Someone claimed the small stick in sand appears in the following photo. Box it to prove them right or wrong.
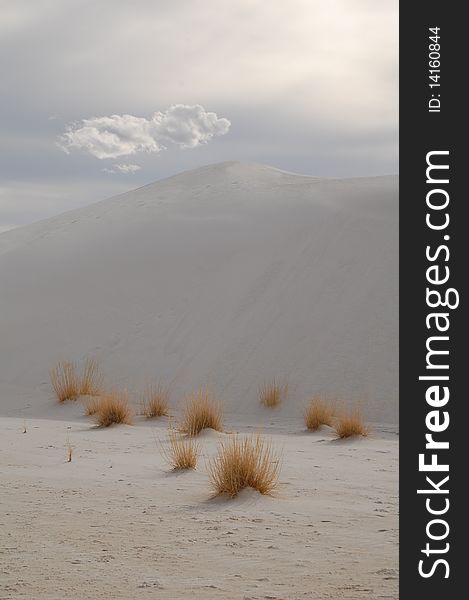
[66,434,73,462]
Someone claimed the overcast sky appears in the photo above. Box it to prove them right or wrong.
[0,0,398,232]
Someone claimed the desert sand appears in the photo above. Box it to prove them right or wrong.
[1,414,398,600]
[0,162,398,599]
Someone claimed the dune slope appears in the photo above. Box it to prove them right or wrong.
[0,162,398,422]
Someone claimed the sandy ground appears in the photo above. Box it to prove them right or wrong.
[0,415,398,600]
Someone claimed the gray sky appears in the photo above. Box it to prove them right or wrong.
[0,0,398,232]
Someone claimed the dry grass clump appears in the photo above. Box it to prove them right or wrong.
[179,389,223,436]
[259,380,288,408]
[141,383,170,418]
[93,391,133,427]
[160,427,199,470]
[304,397,335,431]
[334,407,368,438]
[50,357,102,402]
[50,361,80,402]
[208,434,281,498]
[79,357,102,396]
[83,395,102,416]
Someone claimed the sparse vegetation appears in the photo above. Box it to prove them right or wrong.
[304,397,335,431]
[93,391,133,427]
[208,434,281,497]
[50,357,102,402]
[79,357,102,396]
[259,380,288,408]
[180,389,223,436]
[160,427,199,470]
[83,395,102,416]
[49,361,80,402]
[141,383,170,418]
[334,407,368,438]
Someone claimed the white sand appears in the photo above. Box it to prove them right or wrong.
[0,162,398,423]
[1,416,398,600]
[0,162,398,598]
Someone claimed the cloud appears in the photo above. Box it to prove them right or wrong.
[113,163,141,174]
[103,163,141,175]
[152,104,231,149]
[1,1,397,231]
[58,104,231,160]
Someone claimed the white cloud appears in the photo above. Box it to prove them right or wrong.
[152,104,231,149]
[58,104,231,160]
[114,163,141,174]
[102,163,141,175]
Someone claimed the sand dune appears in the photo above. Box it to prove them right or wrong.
[0,162,398,423]
[0,162,398,599]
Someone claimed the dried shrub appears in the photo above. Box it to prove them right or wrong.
[334,407,368,438]
[304,397,335,431]
[83,396,102,416]
[259,380,288,408]
[141,383,170,418]
[79,357,103,396]
[49,361,80,402]
[208,434,281,497]
[93,391,133,427]
[160,427,199,470]
[179,389,223,436]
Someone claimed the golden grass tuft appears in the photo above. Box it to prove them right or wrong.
[79,357,102,396]
[83,395,102,416]
[304,397,335,431]
[160,427,199,470]
[259,380,288,408]
[208,434,281,498]
[50,357,102,402]
[141,383,170,418]
[179,389,223,436]
[334,407,368,438]
[49,361,80,402]
[93,391,133,427]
